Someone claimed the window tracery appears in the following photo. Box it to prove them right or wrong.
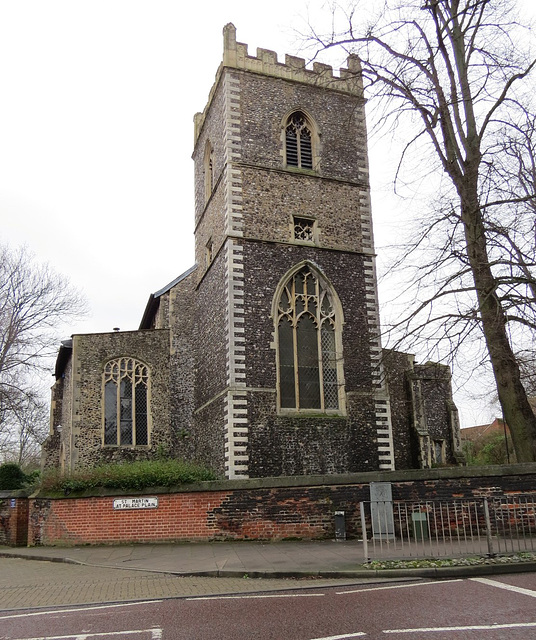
[276,266,342,411]
[103,358,149,446]
[285,111,313,169]
[293,216,315,242]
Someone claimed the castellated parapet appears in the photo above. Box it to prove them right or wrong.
[194,23,364,144]
[43,22,463,480]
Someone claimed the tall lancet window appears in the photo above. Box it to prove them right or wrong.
[204,140,214,204]
[276,266,343,412]
[285,111,313,169]
[103,358,150,446]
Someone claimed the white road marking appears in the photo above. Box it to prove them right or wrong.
[0,600,163,620]
[471,576,536,598]
[186,593,325,601]
[383,621,536,633]
[336,579,462,595]
[309,633,367,639]
[8,629,162,640]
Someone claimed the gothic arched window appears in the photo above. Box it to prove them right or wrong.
[285,111,314,169]
[103,358,150,446]
[275,266,343,411]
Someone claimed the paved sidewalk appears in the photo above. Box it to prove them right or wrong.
[0,539,365,578]
[0,541,410,611]
[2,540,536,611]
[0,556,374,611]
[3,539,536,579]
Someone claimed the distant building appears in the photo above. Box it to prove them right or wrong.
[461,419,510,445]
[461,398,536,447]
[42,25,464,478]
[460,418,513,464]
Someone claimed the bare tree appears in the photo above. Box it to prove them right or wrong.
[0,244,86,444]
[0,391,49,467]
[309,0,536,460]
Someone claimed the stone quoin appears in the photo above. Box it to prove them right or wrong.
[42,24,464,479]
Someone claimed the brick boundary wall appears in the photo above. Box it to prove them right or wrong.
[0,492,29,546]
[17,463,536,547]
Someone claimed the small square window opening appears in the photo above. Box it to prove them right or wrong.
[293,217,315,243]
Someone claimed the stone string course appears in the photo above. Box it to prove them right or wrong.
[42,23,461,480]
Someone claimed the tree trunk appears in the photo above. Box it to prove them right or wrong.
[460,178,536,462]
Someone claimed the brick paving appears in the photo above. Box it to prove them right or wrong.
[1,540,393,611]
[8,538,533,611]
[1,557,347,610]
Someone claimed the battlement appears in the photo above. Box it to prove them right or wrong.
[194,23,363,144]
[222,23,362,88]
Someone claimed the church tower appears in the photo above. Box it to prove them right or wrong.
[191,24,395,479]
[43,24,463,477]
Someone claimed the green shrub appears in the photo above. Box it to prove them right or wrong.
[40,459,217,493]
[463,433,516,466]
[24,469,41,484]
[0,463,27,490]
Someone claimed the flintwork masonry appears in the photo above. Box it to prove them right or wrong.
[42,24,464,478]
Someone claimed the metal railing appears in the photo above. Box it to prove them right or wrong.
[359,494,536,562]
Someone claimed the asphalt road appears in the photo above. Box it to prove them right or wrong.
[3,573,536,639]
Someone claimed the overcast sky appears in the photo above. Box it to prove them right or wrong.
[0,0,313,334]
[1,1,534,428]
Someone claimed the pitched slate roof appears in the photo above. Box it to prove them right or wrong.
[139,264,197,330]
